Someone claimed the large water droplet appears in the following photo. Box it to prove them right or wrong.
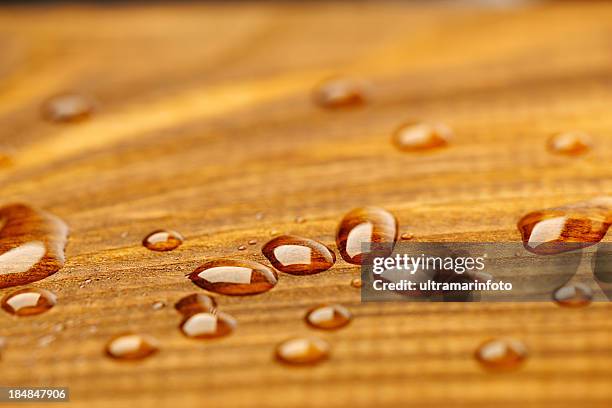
[105,333,159,361]
[336,207,398,264]
[179,311,236,339]
[275,337,330,365]
[517,197,611,254]
[142,230,183,252]
[41,93,95,123]
[553,283,593,307]
[313,76,369,109]
[262,235,335,275]
[305,304,352,330]
[392,122,451,152]
[188,260,278,295]
[174,293,217,315]
[547,132,592,155]
[475,338,527,370]
[1,288,56,316]
[0,204,69,288]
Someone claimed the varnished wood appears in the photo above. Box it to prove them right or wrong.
[0,1,611,407]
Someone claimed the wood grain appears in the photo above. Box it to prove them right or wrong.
[0,1,611,407]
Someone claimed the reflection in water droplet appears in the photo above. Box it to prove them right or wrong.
[400,232,414,240]
[188,260,278,295]
[269,230,280,236]
[237,245,247,251]
[142,230,183,252]
[174,293,217,315]
[475,338,527,370]
[255,212,264,221]
[553,283,593,307]
[42,93,95,123]
[517,197,611,254]
[262,235,335,275]
[248,239,257,246]
[0,204,69,288]
[151,301,166,311]
[313,76,369,109]
[548,132,592,156]
[1,288,57,316]
[105,333,159,361]
[305,304,352,330]
[392,122,451,152]
[179,312,236,339]
[336,207,398,264]
[350,277,362,288]
[275,337,330,365]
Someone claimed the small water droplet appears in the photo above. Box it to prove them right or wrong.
[553,283,593,307]
[269,229,280,236]
[547,132,592,155]
[313,76,369,109]
[142,230,183,252]
[475,338,527,370]
[1,288,57,316]
[350,277,362,288]
[517,197,611,254]
[262,235,335,275]
[188,259,278,295]
[305,304,352,330]
[174,293,217,315]
[275,337,330,365]
[237,245,247,251]
[392,122,451,152]
[0,204,69,288]
[38,334,56,348]
[179,311,236,339]
[255,212,264,221]
[151,301,166,311]
[52,323,65,332]
[400,232,414,240]
[105,333,159,361]
[42,93,95,123]
[336,207,398,264]
[294,216,306,224]
[120,231,128,238]
[248,239,257,246]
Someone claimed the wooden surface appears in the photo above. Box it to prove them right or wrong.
[1,1,611,407]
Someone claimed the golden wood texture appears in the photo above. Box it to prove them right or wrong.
[0,1,611,407]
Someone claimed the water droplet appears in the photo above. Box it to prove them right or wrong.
[248,239,257,246]
[188,259,278,295]
[237,245,247,251]
[553,283,593,307]
[294,216,306,224]
[179,311,236,339]
[41,93,95,123]
[1,288,56,316]
[105,333,159,361]
[151,301,166,311]
[38,334,56,348]
[255,212,264,221]
[350,277,362,288]
[475,338,527,370]
[400,232,414,240]
[313,76,369,109]
[392,122,451,152]
[174,293,217,315]
[262,235,335,275]
[275,337,330,365]
[269,229,280,236]
[547,132,592,155]
[0,204,69,288]
[305,304,352,330]
[517,197,611,254]
[336,207,398,264]
[52,323,65,332]
[142,230,183,252]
